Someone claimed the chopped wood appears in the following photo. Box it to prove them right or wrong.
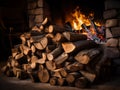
[48,25,66,34]
[45,44,56,53]
[47,45,63,61]
[58,78,67,86]
[74,48,100,64]
[49,77,58,86]
[59,68,68,78]
[53,33,67,42]
[36,53,46,64]
[38,68,50,83]
[80,70,96,82]
[63,32,87,42]
[62,40,97,53]
[33,37,48,50]
[54,52,68,65]
[66,62,84,72]
[75,77,89,88]
[45,60,56,71]
[66,72,81,86]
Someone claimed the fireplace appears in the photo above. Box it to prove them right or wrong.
[0,0,120,89]
[27,0,105,28]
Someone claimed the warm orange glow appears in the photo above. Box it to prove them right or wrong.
[67,6,102,31]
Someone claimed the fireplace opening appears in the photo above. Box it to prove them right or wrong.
[44,0,105,43]
[45,0,105,26]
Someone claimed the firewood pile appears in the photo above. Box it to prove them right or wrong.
[1,17,113,88]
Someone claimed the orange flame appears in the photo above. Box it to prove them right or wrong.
[67,6,102,30]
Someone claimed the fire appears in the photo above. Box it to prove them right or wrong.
[65,6,105,43]
[68,6,102,31]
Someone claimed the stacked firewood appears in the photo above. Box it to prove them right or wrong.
[103,0,120,74]
[1,18,112,88]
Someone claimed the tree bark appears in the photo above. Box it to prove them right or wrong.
[62,40,97,53]
[63,31,87,42]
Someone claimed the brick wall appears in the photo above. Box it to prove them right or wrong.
[27,0,51,29]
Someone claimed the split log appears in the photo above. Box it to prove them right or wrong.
[27,40,31,48]
[13,67,22,76]
[22,64,31,71]
[30,62,39,71]
[58,78,67,86]
[30,55,38,63]
[75,77,89,88]
[62,40,98,53]
[46,60,56,71]
[47,45,63,61]
[54,52,68,65]
[31,45,36,53]
[66,72,81,86]
[48,25,66,34]
[63,32,87,42]
[15,53,28,65]
[74,48,100,64]
[30,35,45,43]
[51,69,62,78]
[66,62,84,72]
[33,37,48,50]
[105,19,119,28]
[45,44,56,53]
[38,68,50,83]
[49,77,58,86]
[53,33,67,42]
[59,68,68,78]
[21,44,32,55]
[36,53,46,64]
[80,70,96,83]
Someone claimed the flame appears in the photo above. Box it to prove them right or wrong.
[68,6,102,30]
